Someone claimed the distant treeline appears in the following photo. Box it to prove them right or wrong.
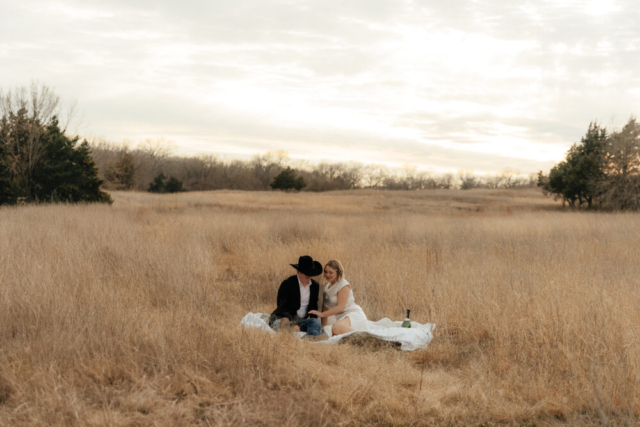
[1,83,543,208]
[90,141,537,193]
[538,117,640,210]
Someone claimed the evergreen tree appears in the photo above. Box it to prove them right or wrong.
[0,107,47,202]
[0,84,111,206]
[31,118,112,203]
[599,117,640,210]
[0,118,18,205]
[539,122,606,208]
[164,176,184,193]
[148,173,167,193]
[270,167,306,191]
[147,173,184,193]
[0,161,18,205]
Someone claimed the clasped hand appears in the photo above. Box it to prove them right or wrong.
[308,310,325,318]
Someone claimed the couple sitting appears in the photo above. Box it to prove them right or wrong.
[269,255,368,337]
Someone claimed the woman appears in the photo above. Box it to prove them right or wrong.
[308,260,368,336]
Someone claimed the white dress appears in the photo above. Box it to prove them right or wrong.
[323,278,368,332]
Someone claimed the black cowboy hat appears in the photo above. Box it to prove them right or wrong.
[290,255,323,277]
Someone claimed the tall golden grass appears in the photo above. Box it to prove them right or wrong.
[0,189,639,425]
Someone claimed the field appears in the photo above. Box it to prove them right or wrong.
[1,189,639,426]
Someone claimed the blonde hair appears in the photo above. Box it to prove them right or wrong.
[324,259,345,282]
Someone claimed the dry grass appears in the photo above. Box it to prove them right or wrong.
[0,188,639,426]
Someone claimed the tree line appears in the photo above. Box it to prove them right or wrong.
[538,118,640,210]
[89,141,537,193]
[1,83,542,207]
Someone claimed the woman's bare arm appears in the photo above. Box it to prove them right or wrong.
[320,305,329,326]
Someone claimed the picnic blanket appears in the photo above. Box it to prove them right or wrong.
[240,312,435,351]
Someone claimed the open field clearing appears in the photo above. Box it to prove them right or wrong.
[1,189,639,426]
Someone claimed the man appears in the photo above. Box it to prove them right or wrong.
[269,255,323,336]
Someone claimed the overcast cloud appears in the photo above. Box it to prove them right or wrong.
[1,0,639,173]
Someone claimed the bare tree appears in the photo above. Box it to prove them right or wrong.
[398,166,437,190]
[342,162,363,189]
[497,168,517,188]
[251,150,288,188]
[133,138,175,187]
[436,173,454,189]
[137,138,175,174]
[362,164,389,188]
[458,169,479,190]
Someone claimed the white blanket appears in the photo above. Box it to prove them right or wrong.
[240,312,435,351]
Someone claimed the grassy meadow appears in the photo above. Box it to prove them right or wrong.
[0,188,639,426]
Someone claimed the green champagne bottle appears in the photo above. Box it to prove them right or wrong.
[401,309,411,328]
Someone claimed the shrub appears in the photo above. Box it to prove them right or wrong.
[164,176,184,193]
[105,152,136,190]
[270,167,306,191]
[147,173,184,193]
[148,173,167,193]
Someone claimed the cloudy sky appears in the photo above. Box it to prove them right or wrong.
[1,0,639,174]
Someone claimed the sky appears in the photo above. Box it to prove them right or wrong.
[1,0,639,174]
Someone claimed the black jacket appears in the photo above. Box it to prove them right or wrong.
[269,275,319,325]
